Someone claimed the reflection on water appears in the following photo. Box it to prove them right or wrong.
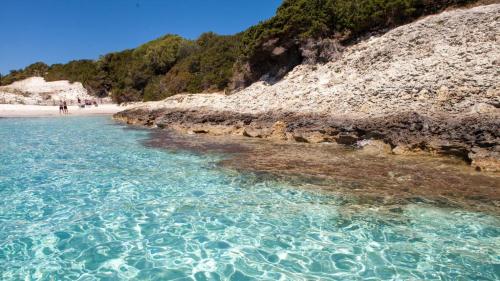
[0,117,498,280]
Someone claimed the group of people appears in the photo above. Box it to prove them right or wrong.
[58,97,102,114]
[59,101,68,114]
[77,97,99,108]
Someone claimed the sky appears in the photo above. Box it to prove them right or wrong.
[0,0,283,74]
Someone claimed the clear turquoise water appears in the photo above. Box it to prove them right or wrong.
[0,117,498,281]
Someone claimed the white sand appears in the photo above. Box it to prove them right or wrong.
[0,104,130,117]
[0,77,100,106]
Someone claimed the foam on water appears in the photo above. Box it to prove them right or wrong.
[0,117,498,280]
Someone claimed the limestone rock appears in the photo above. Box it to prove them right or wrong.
[469,149,500,172]
[392,145,427,156]
[125,4,500,119]
[0,77,109,105]
[336,134,358,145]
[269,121,287,140]
[358,140,393,155]
[469,103,499,114]
[305,132,330,144]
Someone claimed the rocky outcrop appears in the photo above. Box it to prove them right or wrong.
[115,108,499,171]
[115,4,500,172]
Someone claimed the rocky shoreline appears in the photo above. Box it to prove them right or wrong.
[116,120,500,215]
[114,4,499,171]
[114,4,499,172]
[114,108,499,172]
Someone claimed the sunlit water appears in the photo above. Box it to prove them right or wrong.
[0,117,498,281]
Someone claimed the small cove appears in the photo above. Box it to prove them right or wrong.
[0,116,498,280]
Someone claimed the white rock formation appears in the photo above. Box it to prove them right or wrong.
[134,4,500,118]
[0,77,98,105]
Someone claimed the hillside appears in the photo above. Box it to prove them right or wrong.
[115,4,500,172]
[128,3,499,117]
[0,0,479,103]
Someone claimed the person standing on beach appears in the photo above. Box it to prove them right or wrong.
[63,101,68,114]
[59,101,64,114]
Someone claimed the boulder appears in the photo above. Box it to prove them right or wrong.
[269,121,288,140]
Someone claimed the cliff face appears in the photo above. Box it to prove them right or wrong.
[115,4,500,171]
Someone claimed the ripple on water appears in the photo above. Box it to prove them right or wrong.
[0,117,498,280]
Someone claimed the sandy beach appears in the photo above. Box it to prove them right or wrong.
[0,104,130,117]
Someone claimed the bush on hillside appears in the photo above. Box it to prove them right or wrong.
[235,0,476,87]
[0,62,49,85]
[161,33,240,96]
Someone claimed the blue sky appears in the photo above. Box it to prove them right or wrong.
[0,0,282,74]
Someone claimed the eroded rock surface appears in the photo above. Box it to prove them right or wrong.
[115,108,499,171]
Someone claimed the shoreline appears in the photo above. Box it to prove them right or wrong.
[110,4,500,172]
[114,107,500,173]
[0,104,131,118]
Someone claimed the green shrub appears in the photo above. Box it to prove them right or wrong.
[162,32,240,95]
[133,34,186,74]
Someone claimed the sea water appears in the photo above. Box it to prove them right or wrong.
[0,117,498,280]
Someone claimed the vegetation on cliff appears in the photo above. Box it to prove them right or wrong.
[1,0,477,102]
[236,0,476,86]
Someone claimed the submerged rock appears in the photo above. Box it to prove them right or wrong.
[142,128,500,214]
[358,140,393,156]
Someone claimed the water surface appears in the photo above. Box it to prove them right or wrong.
[0,117,498,280]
